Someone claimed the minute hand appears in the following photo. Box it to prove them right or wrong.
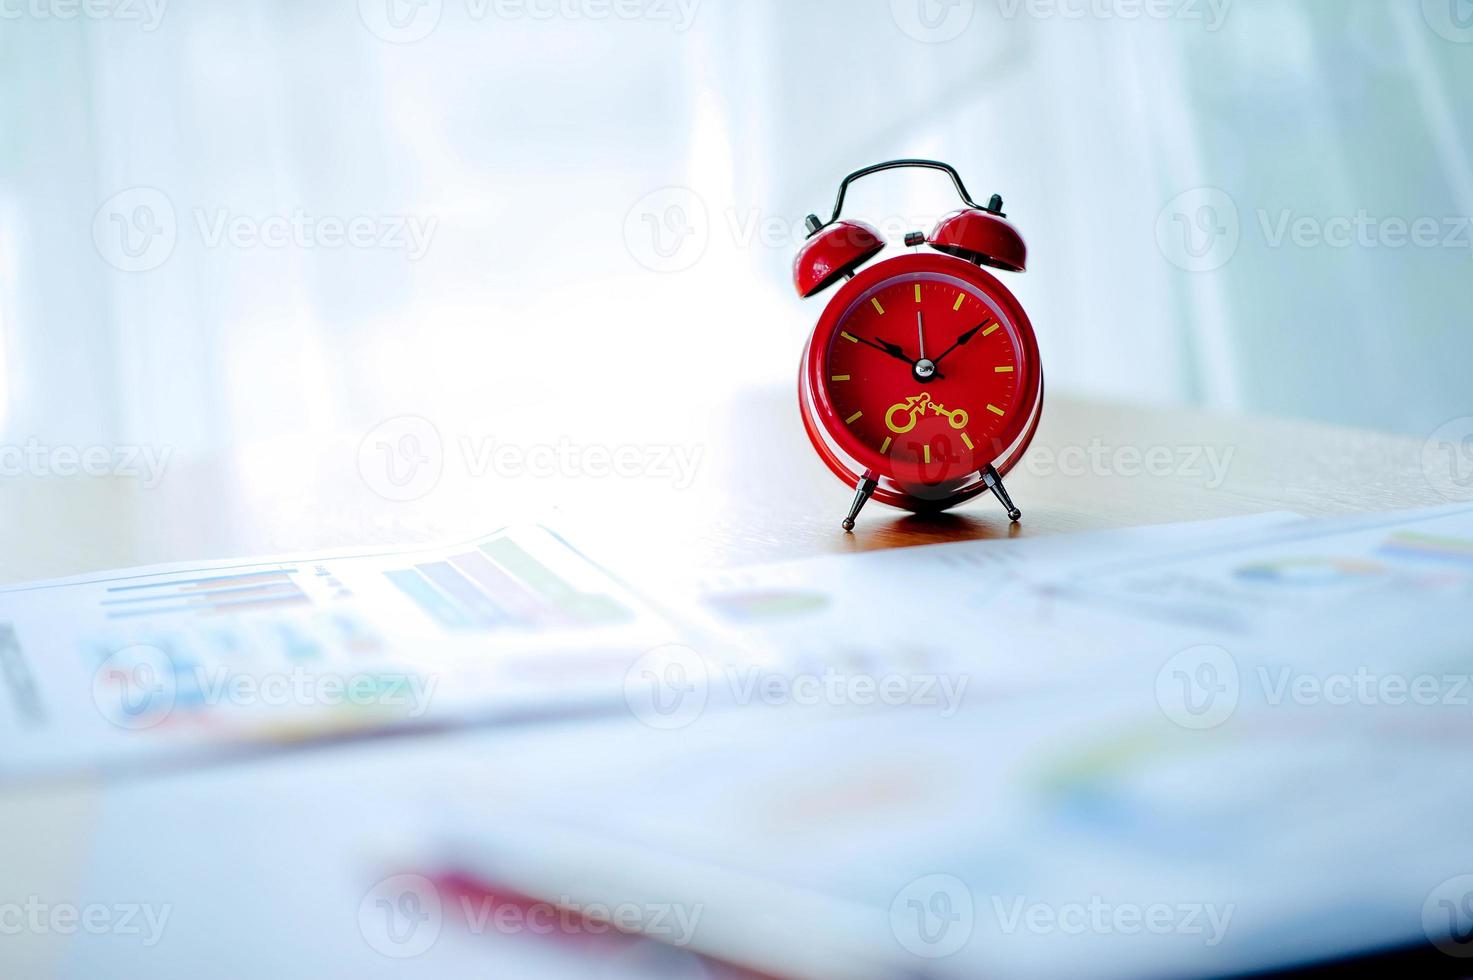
[932,322,988,367]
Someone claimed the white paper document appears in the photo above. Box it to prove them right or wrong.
[0,527,687,780]
[684,512,1302,699]
[429,504,1473,980]
[1047,502,1473,634]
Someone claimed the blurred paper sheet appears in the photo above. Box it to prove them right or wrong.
[424,505,1473,980]
[0,526,691,781]
[684,512,1301,698]
[1042,502,1473,634]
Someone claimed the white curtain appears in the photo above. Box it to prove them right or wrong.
[0,0,1468,460]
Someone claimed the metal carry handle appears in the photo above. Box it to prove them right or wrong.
[826,159,985,226]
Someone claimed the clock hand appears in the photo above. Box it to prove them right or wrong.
[873,336,945,381]
[854,335,912,364]
[931,322,988,367]
[916,311,926,361]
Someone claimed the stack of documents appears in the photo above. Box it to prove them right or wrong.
[7,504,1473,978]
[421,504,1473,979]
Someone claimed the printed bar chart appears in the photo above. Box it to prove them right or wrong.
[384,570,474,631]
[479,537,629,625]
[448,552,547,624]
[415,562,509,629]
[384,536,632,632]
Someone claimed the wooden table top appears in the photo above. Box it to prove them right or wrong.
[1,388,1458,586]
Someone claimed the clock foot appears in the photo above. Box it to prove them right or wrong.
[841,475,879,532]
[982,464,1022,523]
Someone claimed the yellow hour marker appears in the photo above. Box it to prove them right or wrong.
[845,410,864,424]
[914,284,922,303]
[995,365,1014,373]
[923,445,932,464]
[880,436,892,454]
[871,298,885,315]
[982,322,1000,337]
[987,404,1005,416]
[961,433,974,451]
[840,331,859,343]
[830,374,851,382]
[954,293,966,311]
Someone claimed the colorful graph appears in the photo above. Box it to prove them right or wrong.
[703,589,831,623]
[1031,724,1279,855]
[84,609,391,730]
[1234,557,1387,588]
[384,537,631,632]
[1378,532,1473,569]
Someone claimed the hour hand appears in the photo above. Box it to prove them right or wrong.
[866,338,948,380]
[871,336,945,380]
[872,337,911,362]
[852,335,912,364]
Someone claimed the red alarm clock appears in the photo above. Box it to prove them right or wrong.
[794,160,1044,531]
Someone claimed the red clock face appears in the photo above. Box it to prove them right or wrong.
[811,265,1033,492]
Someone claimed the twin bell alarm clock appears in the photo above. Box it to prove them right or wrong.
[793,159,1044,530]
